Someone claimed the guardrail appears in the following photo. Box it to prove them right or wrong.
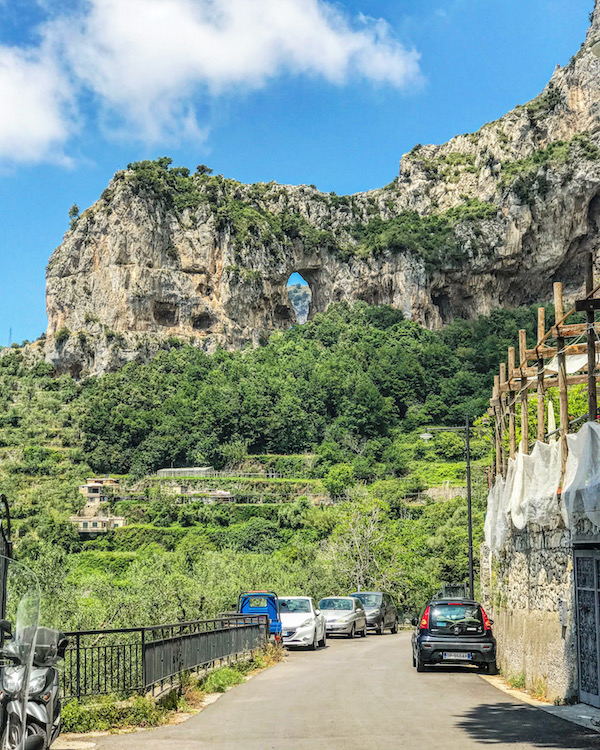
[61,615,268,700]
[156,469,285,479]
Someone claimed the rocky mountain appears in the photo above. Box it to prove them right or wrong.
[46,3,600,375]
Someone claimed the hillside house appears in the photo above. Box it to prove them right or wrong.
[72,477,126,534]
[70,514,127,534]
[78,477,119,510]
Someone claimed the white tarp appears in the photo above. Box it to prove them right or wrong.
[562,422,600,529]
[484,424,600,553]
[545,353,589,374]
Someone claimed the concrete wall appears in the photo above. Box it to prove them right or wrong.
[481,521,578,704]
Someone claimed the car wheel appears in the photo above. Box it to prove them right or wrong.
[347,623,356,639]
[391,618,399,634]
[319,628,326,648]
[485,661,498,675]
[416,655,426,672]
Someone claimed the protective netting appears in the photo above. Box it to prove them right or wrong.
[485,423,600,553]
[562,422,600,529]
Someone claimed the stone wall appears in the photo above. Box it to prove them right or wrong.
[481,521,577,704]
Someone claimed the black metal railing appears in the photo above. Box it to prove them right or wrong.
[61,615,268,700]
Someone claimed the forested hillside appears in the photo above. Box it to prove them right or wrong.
[0,302,551,630]
[80,301,544,477]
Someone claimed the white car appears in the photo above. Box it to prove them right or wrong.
[279,596,326,649]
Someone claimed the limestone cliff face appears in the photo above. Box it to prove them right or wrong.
[46,4,600,375]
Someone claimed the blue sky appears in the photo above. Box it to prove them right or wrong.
[0,0,594,345]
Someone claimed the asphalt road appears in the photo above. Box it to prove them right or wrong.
[96,631,599,750]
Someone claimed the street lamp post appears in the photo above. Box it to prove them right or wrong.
[420,416,474,600]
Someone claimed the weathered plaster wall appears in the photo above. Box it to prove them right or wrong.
[481,522,577,704]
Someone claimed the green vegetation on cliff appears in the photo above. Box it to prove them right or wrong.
[0,302,552,630]
[349,198,497,268]
[114,158,498,268]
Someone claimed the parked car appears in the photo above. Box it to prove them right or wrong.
[318,596,367,638]
[237,591,282,642]
[279,596,326,649]
[350,591,398,634]
[411,597,497,673]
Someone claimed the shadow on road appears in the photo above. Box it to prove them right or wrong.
[456,702,598,748]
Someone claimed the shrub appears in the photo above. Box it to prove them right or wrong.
[200,666,244,693]
[61,695,166,733]
[322,463,355,497]
[55,328,71,346]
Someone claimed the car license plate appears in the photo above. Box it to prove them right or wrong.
[443,652,471,660]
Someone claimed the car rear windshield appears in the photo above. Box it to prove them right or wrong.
[247,597,267,608]
[353,593,382,608]
[279,598,311,613]
[430,603,484,633]
[319,598,353,611]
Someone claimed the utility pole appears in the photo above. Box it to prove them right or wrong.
[465,414,474,601]
[420,418,474,600]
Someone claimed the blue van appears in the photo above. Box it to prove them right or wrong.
[237,591,283,642]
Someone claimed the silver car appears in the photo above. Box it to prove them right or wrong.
[318,596,367,638]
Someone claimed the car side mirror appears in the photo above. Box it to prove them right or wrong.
[0,619,12,636]
[315,609,320,615]
[411,617,418,627]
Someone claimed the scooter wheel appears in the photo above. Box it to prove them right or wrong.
[26,723,46,750]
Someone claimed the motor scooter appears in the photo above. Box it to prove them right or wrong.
[1,627,68,749]
[0,554,51,750]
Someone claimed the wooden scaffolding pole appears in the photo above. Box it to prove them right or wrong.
[587,252,598,423]
[537,307,545,443]
[508,346,517,459]
[519,329,529,454]
[500,362,508,474]
[554,282,569,478]
[494,375,501,476]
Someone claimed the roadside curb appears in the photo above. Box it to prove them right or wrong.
[480,674,600,734]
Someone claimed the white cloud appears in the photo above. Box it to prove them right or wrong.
[0,0,422,162]
[0,44,74,164]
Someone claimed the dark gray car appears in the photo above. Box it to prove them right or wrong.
[350,591,398,634]
[411,597,497,672]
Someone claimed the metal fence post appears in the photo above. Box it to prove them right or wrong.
[75,633,81,700]
[141,628,146,693]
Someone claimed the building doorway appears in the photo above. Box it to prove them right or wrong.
[575,549,600,706]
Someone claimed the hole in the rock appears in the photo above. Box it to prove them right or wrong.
[432,292,452,322]
[153,301,178,327]
[192,312,213,331]
[286,272,312,324]
[275,303,294,320]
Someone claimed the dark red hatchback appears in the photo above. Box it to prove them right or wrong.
[411,598,497,673]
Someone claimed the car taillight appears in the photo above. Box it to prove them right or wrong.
[481,607,492,631]
[419,606,430,630]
